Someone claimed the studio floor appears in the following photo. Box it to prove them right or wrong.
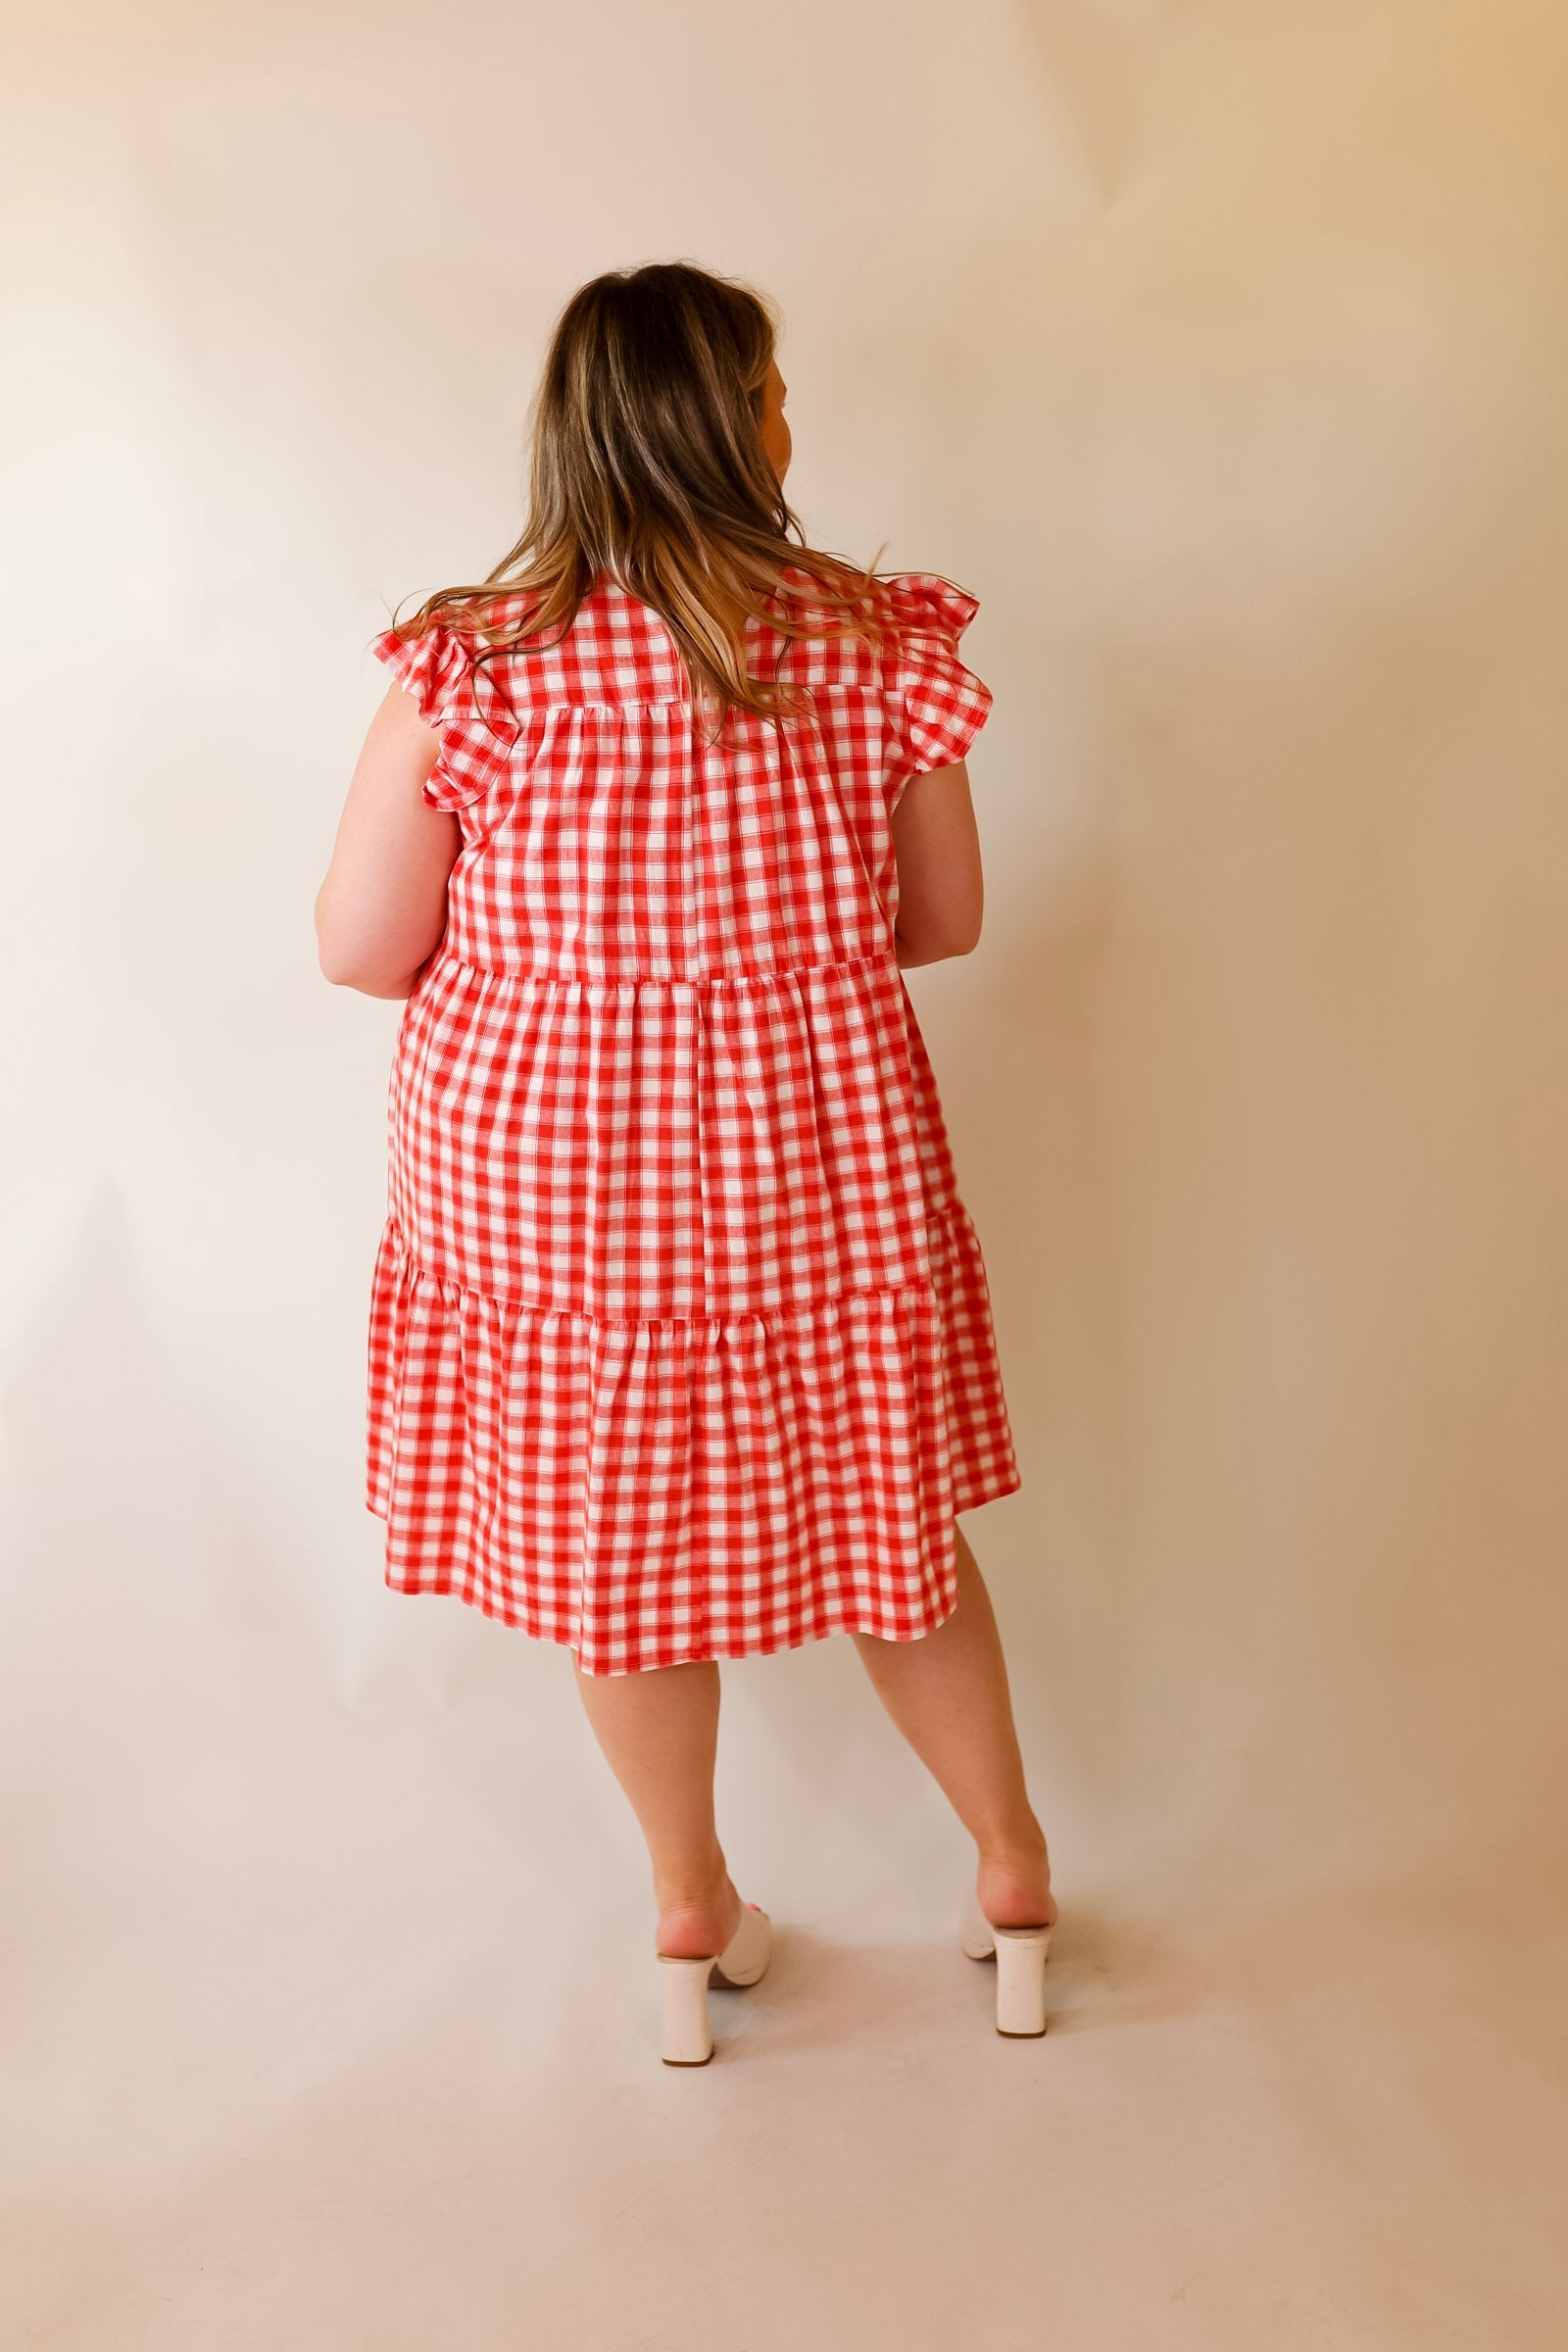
[7,1842,1564,2349]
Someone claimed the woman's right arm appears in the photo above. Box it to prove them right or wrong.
[890,760,984,966]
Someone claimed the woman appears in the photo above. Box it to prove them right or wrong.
[316,262,1057,2063]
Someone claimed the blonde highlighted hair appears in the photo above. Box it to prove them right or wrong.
[379,261,895,742]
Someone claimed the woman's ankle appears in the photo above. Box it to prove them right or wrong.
[974,1815,1056,1930]
[976,1817,1050,1872]
[652,1842,729,1913]
[654,1864,742,1958]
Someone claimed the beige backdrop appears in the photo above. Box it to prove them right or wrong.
[5,2,1566,2345]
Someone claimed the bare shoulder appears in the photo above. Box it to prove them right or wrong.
[376,675,442,741]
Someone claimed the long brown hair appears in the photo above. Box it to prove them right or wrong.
[379,261,894,742]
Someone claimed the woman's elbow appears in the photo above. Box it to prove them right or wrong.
[316,926,360,988]
[316,907,368,990]
[318,945,422,998]
[318,930,420,996]
[895,915,983,968]
[315,898,417,996]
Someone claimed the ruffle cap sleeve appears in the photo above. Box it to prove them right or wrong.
[369,616,521,813]
[881,572,994,779]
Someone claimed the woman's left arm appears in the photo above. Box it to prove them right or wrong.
[316,683,463,997]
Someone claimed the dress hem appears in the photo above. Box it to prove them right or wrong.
[364,1460,1022,1677]
[366,1203,1021,1673]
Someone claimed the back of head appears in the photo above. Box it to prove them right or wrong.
[390,261,891,739]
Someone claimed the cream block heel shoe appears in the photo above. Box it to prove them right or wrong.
[959,1884,1053,2037]
[659,1900,773,2066]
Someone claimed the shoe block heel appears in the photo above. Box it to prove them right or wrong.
[992,1925,1052,2037]
[959,1884,1053,2037]
[659,1901,772,2066]
[660,1955,718,2066]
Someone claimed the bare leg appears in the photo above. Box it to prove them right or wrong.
[851,1521,1057,1931]
[571,1654,745,1960]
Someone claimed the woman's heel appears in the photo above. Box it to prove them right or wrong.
[658,1900,772,2066]
[958,1883,1053,2037]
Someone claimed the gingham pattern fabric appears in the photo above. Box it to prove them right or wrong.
[365,567,1019,1675]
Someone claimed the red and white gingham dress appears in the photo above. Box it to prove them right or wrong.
[365,566,1019,1675]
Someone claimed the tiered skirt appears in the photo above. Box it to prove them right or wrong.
[365,948,1019,1675]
